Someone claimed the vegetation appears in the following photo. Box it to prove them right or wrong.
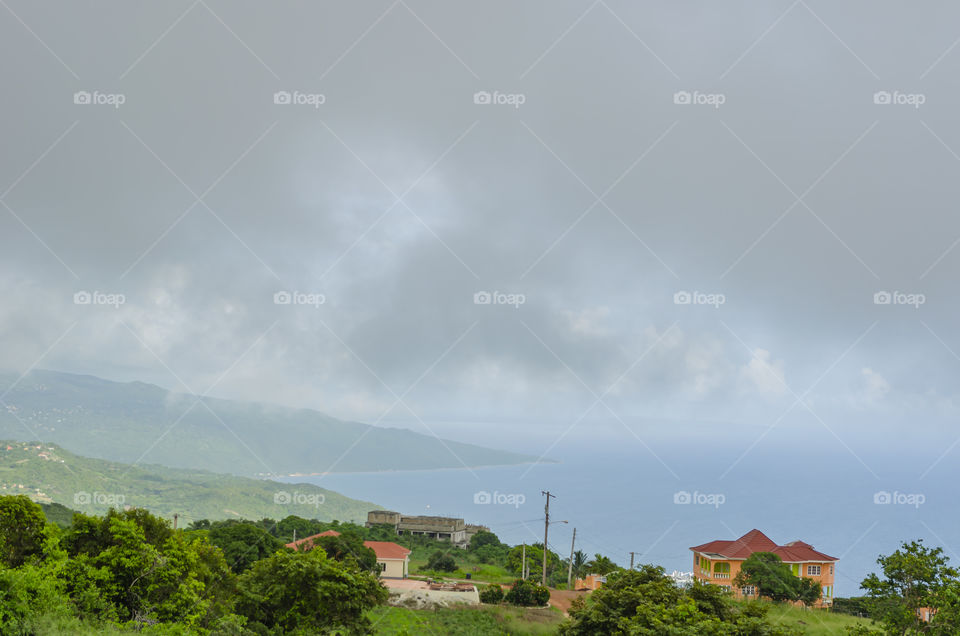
[0,495,387,634]
[0,370,541,476]
[560,565,807,635]
[0,440,376,522]
[479,583,505,604]
[426,549,458,572]
[734,552,822,605]
[860,539,960,635]
[367,604,565,635]
[504,579,551,607]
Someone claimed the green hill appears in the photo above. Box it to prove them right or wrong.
[0,370,543,477]
[0,440,377,524]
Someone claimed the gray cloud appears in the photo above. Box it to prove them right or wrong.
[2,0,959,436]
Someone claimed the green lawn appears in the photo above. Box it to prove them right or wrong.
[368,605,565,636]
[763,602,874,635]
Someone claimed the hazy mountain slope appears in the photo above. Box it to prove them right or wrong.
[0,440,378,523]
[0,370,540,477]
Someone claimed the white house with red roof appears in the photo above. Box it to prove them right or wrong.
[690,529,838,607]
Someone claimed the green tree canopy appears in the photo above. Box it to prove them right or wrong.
[0,495,47,567]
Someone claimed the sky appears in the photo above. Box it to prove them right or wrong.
[2,0,960,460]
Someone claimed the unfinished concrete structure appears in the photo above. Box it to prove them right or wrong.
[366,511,490,548]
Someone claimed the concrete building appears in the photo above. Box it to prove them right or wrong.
[367,511,488,548]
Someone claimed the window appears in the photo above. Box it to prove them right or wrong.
[830,565,834,575]
[791,564,800,576]
[713,562,730,578]
[807,565,821,576]
[741,585,756,596]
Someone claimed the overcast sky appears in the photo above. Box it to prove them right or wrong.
[2,1,960,444]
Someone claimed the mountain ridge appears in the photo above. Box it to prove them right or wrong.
[0,369,545,477]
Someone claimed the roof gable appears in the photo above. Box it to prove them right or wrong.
[690,529,837,562]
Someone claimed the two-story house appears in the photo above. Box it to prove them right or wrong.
[690,529,838,608]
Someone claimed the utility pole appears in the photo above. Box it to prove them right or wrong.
[567,527,577,588]
[173,513,178,530]
[630,552,636,570]
[521,544,527,579]
[541,490,555,587]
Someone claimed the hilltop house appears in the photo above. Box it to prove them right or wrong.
[690,529,837,608]
[285,531,412,579]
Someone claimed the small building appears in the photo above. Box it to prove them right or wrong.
[365,541,412,579]
[285,531,411,579]
[690,529,838,608]
[574,574,607,591]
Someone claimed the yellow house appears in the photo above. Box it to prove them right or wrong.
[690,529,838,608]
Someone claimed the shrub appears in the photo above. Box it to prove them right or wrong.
[479,584,504,604]
[504,578,550,607]
[426,550,457,572]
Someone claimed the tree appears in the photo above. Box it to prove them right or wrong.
[733,552,803,603]
[208,522,284,573]
[508,543,562,581]
[861,540,958,635]
[236,548,387,634]
[561,565,801,636]
[426,550,457,572]
[571,550,589,581]
[0,495,47,567]
[309,533,378,572]
[586,553,618,576]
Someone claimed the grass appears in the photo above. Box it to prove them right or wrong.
[762,602,874,635]
[408,546,516,585]
[368,605,565,636]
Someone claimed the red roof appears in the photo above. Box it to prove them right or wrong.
[690,529,837,562]
[284,532,410,561]
[284,529,341,549]
[362,541,411,561]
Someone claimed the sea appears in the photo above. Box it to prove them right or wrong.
[280,417,960,597]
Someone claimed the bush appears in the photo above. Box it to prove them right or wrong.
[479,584,504,604]
[426,550,457,572]
[504,578,550,607]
